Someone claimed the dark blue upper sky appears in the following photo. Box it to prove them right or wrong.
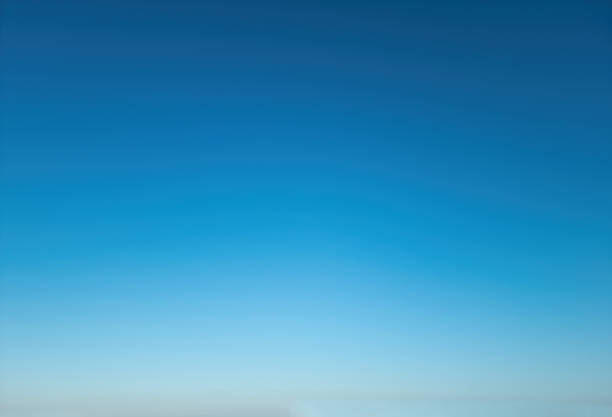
[1,0,611,407]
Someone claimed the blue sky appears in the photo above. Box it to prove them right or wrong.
[1,0,611,412]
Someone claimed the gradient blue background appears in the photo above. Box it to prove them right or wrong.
[1,0,611,413]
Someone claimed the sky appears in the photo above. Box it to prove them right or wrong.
[1,0,612,414]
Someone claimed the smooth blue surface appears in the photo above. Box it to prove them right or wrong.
[297,399,612,417]
[1,0,611,410]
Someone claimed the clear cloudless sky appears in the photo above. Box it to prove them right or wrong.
[1,0,611,412]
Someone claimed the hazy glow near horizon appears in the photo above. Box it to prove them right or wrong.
[1,0,611,414]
